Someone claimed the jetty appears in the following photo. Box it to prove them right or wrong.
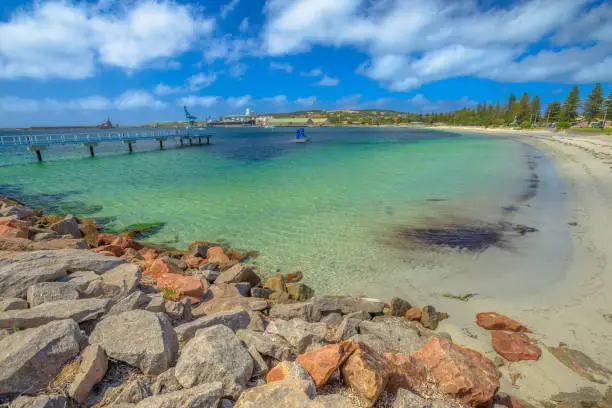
[0,128,214,162]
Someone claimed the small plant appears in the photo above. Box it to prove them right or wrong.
[159,287,182,301]
[11,325,18,333]
[556,121,571,129]
[442,293,478,302]
[519,121,531,129]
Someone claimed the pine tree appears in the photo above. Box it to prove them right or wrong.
[505,94,517,123]
[544,101,562,123]
[517,93,530,122]
[562,85,581,122]
[583,83,604,122]
[530,95,541,123]
[605,90,612,122]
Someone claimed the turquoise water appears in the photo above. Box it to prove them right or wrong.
[0,127,531,296]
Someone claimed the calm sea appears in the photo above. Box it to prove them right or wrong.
[0,127,534,297]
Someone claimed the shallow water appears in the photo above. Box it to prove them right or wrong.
[0,127,536,296]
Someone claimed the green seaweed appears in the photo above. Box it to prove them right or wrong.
[120,222,166,239]
[442,293,478,302]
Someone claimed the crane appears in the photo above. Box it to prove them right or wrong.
[184,106,197,126]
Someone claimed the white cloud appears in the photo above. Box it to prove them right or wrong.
[300,68,323,77]
[154,72,217,95]
[261,95,289,105]
[316,74,339,86]
[296,96,316,107]
[0,90,164,112]
[239,17,249,32]
[229,63,248,78]
[406,94,477,112]
[178,95,220,108]
[227,95,252,109]
[220,0,240,19]
[0,1,215,80]
[114,90,167,109]
[270,62,293,73]
[261,0,608,89]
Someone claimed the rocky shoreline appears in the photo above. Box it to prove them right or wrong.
[1,198,611,408]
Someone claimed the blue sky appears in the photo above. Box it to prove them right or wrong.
[0,0,611,127]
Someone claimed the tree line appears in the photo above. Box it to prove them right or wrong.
[413,84,612,129]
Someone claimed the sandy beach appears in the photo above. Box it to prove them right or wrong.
[426,127,612,403]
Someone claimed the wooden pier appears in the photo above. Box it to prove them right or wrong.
[0,129,213,162]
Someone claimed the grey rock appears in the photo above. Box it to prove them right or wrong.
[58,270,101,291]
[152,368,182,395]
[0,297,28,312]
[146,295,165,313]
[393,388,433,408]
[114,379,152,404]
[551,387,604,407]
[175,310,251,343]
[107,291,151,316]
[0,203,34,220]
[174,325,253,398]
[314,394,354,408]
[219,398,233,408]
[134,381,222,408]
[321,312,343,326]
[0,249,124,298]
[101,264,141,294]
[313,296,385,315]
[271,361,311,382]
[250,287,274,299]
[334,316,361,341]
[266,318,328,354]
[390,297,412,317]
[51,215,82,238]
[9,395,69,408]
[68,344,108,403]
[200,262,218,271]
[215,264,261,287]
[89,310,178,375]
[248,300,268,312]
[420,306,441,330]
[0,298,109,329]
[236,329,296,361]
[348,334,389,355]
[33,232,61,241]
[192,243,211,258]
[358,317,426,354]
[200,269,220,283]
[82,280,122,298]
[247,344,269,377]
[164,301,187,320]
[0,319,84,395]
[232,282,251,297]
[269,301,321,322]
[234,379,316,408]
[26,282,80,307]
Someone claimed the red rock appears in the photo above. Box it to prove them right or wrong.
[341,342,390,406]
[384,352,427,392]
[412,337,499,405]
[92,245,123,257]
[97,233,118,246]
[184,255,204,269]
[139,247,160,263]
[111,235,143,251]
[497,394,526,408]
[156,273,207,298]
[145,258,182,278]
[476,312,531,333]
[404,307,422,321]
[206,246,231,268]
[295,341,355,388]
[0,218,29,239]
[97,251,117,257]
[283,271,303,283]
[491,331,541,362]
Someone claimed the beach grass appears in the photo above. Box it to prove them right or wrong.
[571,128,612,134]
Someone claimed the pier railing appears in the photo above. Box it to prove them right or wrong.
[0,129,199,147]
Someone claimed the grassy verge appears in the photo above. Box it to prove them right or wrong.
[570,128,612,134]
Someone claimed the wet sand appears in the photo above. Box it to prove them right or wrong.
[425,128,612,403]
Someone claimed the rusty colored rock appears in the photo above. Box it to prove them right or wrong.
[284,271,303,283]
[112,235,143,251]
[384,352,427,392]
[78,223,99,247]
[192,283,251,316]
[265,273,287,292]
[412,337,499,405]
[156,273,207,298]
[139,247,160,263]
[92,245,123,257]
[476,312,531,333]
[207,246,231,268]
[97,233,118,246]
[491,331,541,362]
[404,307,422,321]
[266,361,311,384]
[145,258,182,278]
[184,255,205,269]
[295,341,355,388]
[0,218,29,239]
[341,341,390,406]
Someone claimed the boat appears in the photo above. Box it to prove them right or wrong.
[294,128,310,143]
